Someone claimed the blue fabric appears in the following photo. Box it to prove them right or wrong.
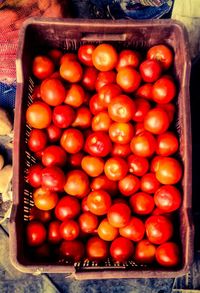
[0,83,16,110]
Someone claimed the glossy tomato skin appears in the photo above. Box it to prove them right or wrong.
[111,143,131,158]
[128,154,149,176]
[40,78,66,106]
[97,218,118,241]
[59,220,80,240]
[69,152,84,168]
[90,175,118,196]
[130,192,155,215]
[119,217,145,242]
[64,170,90,198]
[55,195,81,221]
[135,83,153,100]
[92,111,112,132]
[118,174,140,197]
[26,101,52,129]
[78,44,95,66]
[48,220,62,244]
[26,221,47,246]
[92,44,118,71]
[152,76,176,104]
[154,185,182,212]
[33,187,58,211]
[52,105,75,128]
[95,71,116,92]
[29,206,52,223]
[107,203,131,228]
[60,60,83,83]
[135,122,145,135]
[60,53,77,64]
[155,157,182,184]
[41,166,66,192]
[81,156,104,177]
[116,67,141,93]
[135,239,156,264]
[144,107,170,135]
[59,240,85,261]
[42,145,67,167]
[98,84,122,108]
[89,94,106,115]
[104,157,128,181]
[109,122,134,144]
[150,155,164,173]
[86,236,109,261]
[48,49,62,64]
[159,103,175,123]
[60,128,84,154]
[110,237,134,262]
[87,190,112,216]
[156,132,179,156]
[27,164,43,188]
[72,106,92,129]
[155,242,180,267]
[28,129,48,153]
[147,44,174,70]
[46,124,62,143]
[33,56,54,80]
[130,131,156,157]
[116,49,140,71]
[140,173,160,194]
[84,131,112,157]
[139,59,162,83]
[108,95,136,123]
[132,98,151,122]
[65,84,85,108]
[82,67,99,91]
[78,211,99,234]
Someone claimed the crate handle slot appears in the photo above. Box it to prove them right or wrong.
[81,33,129,42]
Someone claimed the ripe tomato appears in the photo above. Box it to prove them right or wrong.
[59,240,85,261]
[152,76,176,104]
[89,94,106,115]
[52,105,75,128]
[155,242,180,267]
[135,83,153,100]
[119,217,145,242]
[110,237,134,262]
[150,155,164,172]
[81,156,104,177]
[29,206,52,223]
[140,173,160,194]
[31,85,41,100]
[40,78,66,106]
[92,44,118,71]
[90,175,118,196]
[81,196,90,212]
[48,49,62,64]
[87,190,112,216]
[82,67,98,91]
[144,107,170,135]
[118,174,140,197]
[34,243,50,259]
[84,131,112,157]
[159,103,175,123]
[60,128,84,154]
[108,95,136,123]
[42,145,67,167]
[64,170,90,198]
[104,157,128,181]
[130,192,154,215]
[92,111,112,132]
[65,84,85,107]
[27,164,43,188]
[154,185,182,212]
[72,106,92,129]
[128,154,149,176]
[130,131,156,157]
[135,122,145,135]
[147,44,173,70]
[59,220,80,240]
[78,211,98,233]
[55,196,81,221]
[78,44,95,66]
[26,101,52,129]
[46,124,62,143]
[132,98,151,122]
[98,84,122,108]
[60,53,77,64]
[26,221,46,246]
[111,143,131,157]
[107,203,131,228]
[145,215,174,245]
[156,132,179,156]
[109,122,134,144]
[86,236,109,260]
[139,59,162,83]
[116,67,141,93]
[69,152,84,168]
[155,157,182,184]
[28,129,48,153]
[32,56,54,80]
[135,239,156,264]
[48,220,62,244]
[41,166,66,192]
[97,218,118,241]
[116,49,140,71]
[60,60,83,83]
[33,187,58,211]
[95,71,116,92]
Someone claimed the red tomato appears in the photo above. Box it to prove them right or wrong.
[139,59,162,83]
[135,239,156,264]
[81,156,104,177]
[90,175,118,196]
[59,240,84,261]
[41,166,65,192]
[97,218,118,241]
[144,107,170,135]
[64,170,90,198]
[31,85,41,100]
[72,106,92,129]
[69,152,84,168]
[92,44,118,71]
[132,98,151,122]
[27,164,43,188]
[26,101,52,129]
[108,95,136,123]
[60,53,77,64]
[52,105,75,128]
[60,60,83,83]
[86,236,109,260]
[110,237,134,262]
[116,67,141,93]
[109,122,134,144]
[59,220,80,240]
[130,192,154,215]
[154,185,182,212]
[98,84,122,108]
[155,242,180,267]
[147,44,174,70]
[118,174,140,197]
[119,217,145,242]
[60,128,84,154]
[26,221,46,246]
[145,215,174,245]
[111,143,131,157]
[92,111,112,132]
[42,145,67,167]
[155,157,182,184]
[107,203,131,228]
[150,156,164,172]
[48,220,62,244]
[28,129,48,153]
[135,83,153,100]
[34,243,51,259]
[95,71,116,92]
[55,196,81,221]
[156,132,179,156]
[78,44,95,66]
[65,84,85,108]
[84,131,112,157]
[81,196,90,212]
[78,211,98,233]
[46,124,62,143]
[140,173,160,194]
[32,56,54,80]
[130,131,156,157]
[33,187,58,211]
[48,49,62,64]
[87,190,112,216]
[152,76,176,104]
[82,67,98,91]
[135,122,145,135]
[128,154,149,176]
[116,49,140,71]
[104,157,128,181]
[29,206,52,223]
[89,94,106,115]
[40,78,66,106]
[159,103,175,123]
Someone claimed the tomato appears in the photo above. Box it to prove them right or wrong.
[104,157,128,181]
[87,190,112,216]
[155,157,182,184]
[69,152,84,168]
[145,215,174,245]
[95,71,116,92]
[116,67,141,93]
[140,173,160,194]
[26,101,52,129]
[55,195,81,221]
[139,59,162,83]
[31,85,41,100]
[97,218,118,241]
[72,106,92,129]
[52,105,75,128]
[78,44,95,66]
[159,103,175,123]
[82,67,98,91]
[48,220,62,244]
[98,84,122,108]
[128,154,149,176]
[64,170,90,198]
[109,122,134,144]
[60,128,84,154]
[60,53,77,64]
[60,60,83,83]
[116,49,140,71]
[59,220,80,241]
[86,236,109,260]
[89,94,106,115]
[135,239,156,264]
[34,243,51,260]
[132,98,151,122]
[46,124,62,143]
[42,145,67,167]
[81,196,90,212]
[110,237,134,262]
[135,83,153,100]
[154,185,182,212]
[130,131,156,157]
[40,78,66,106]
[32,56,54,80]
[150,156,164,172]
[130,192,154,215]
[107,203,131,228]
[92,44,118,71]
[152,76,176,104]
[155,242,180,267]
[78,211,98,233]
[26,221,46,246]
[81,156,104,177]
[92,111,112,132]
[59,240,85,261]
[118,174,140,197]
[84,131,112,157]
[108,95,136,123]
[41,166,65,192]
[147,44,173,70]
[156,132,179,156]
[28,129,48,153]
[135,122,145,135]
[111,143,131,157]
[90,175,118,196]
[119,217,145,242]
[27,164,43,188]
[64,84,85,107]
[29,206,52,223]
[48,49,62,64]
[144,107,170,135]
[33,187,58,211]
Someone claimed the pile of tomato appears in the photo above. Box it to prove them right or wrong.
[25,43,182,267]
